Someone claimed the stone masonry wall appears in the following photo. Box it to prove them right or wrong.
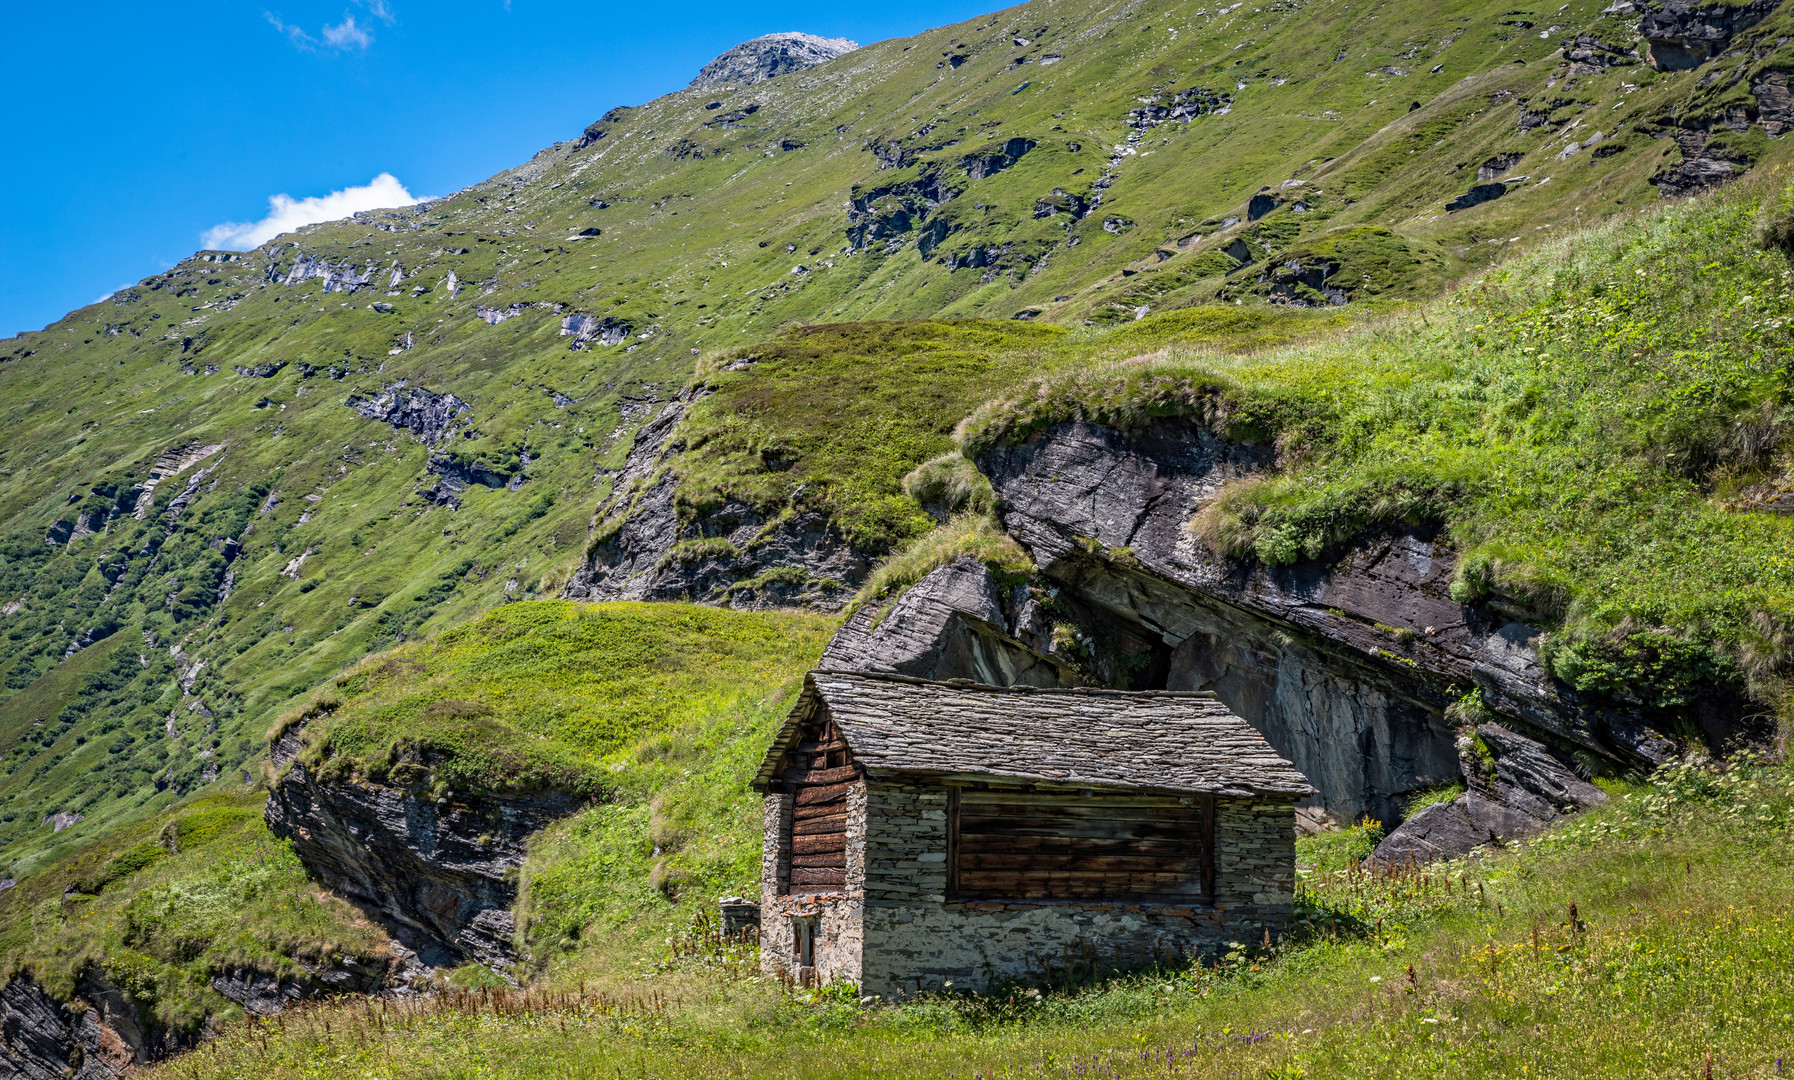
[760,784,868,986]
[856,781,1297,998]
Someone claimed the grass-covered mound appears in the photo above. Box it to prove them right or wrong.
[959,175,1794,731]
[273,600,835,980]
[0,789,383,1035]
[664,308,1355,568]
[150,756,1794,1079]
[284,600,835,797]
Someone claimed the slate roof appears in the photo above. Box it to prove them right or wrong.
[753,670,1315,798]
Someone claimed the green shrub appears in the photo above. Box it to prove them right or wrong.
[1296,817,1385,873]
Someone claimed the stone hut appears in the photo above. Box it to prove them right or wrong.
[752,670,1315,996]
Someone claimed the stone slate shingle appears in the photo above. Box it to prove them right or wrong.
[754,670,1315,798]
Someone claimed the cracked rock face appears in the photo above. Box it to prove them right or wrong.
[346,382,471,446]
[973,418,1679,837]
[821,557,1077,687]
[1373,722,1609,862]
[264,747,585,969]
[688,32,858,90]
[0,968,210,1079]
[1637,0,1780,70]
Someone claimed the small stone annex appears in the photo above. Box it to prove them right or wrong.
[752,670,1316,996]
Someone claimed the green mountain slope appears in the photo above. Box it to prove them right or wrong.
[2,0,1793,905]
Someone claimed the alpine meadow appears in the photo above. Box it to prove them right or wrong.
[5,0,1794,1075]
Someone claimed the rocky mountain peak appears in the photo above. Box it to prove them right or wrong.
[688,32,858,89]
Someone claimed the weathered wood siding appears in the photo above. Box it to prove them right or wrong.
[779,713,857,893]
[950,790,1213,903]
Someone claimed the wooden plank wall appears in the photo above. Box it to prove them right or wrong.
[782,715,856,891]
[951,790,1213,902]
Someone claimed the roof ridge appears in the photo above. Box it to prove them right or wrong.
[811,668,1220,700]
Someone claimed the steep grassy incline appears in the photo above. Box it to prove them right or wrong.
[0,600,831,1044]
[957,171,1794,728]
[1,0,1790,876]
[0,790,386,1036]
[276,600,833,972]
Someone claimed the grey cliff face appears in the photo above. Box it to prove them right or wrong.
[1636,0,1780,70]
[688,32,859,90]
[264,748,586,969]
[960,417,1711,853]
[0,966,233,1079]
[0,976,131,1080]
[1374,722,1609,862]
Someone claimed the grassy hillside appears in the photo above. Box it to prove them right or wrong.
[278,600,834,975]
[0,601,832,1034]
[0,789,383,1034]
[151,755,1794,1079]
[668,307,1351,559]
[2,0,1789,877]
[959,171,1794,733]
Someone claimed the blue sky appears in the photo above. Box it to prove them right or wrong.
[0,0,996,339]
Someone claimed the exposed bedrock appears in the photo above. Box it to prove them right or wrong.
[1636,0,1781,71]
[562,398,868,610]
[822,556,1078,687]
[0,967,219,1078]
[264,732,585,969]
[688,32,858,90]
[0,974,134,1080]
[1371,722,1608,863]
[0,948,414,1075]
[967,419,1687,842]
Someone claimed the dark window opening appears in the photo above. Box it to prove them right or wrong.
[792,916,820,986]
[947,789,1213,903]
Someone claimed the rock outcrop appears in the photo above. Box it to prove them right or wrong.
[960,417,1686,843]
[688,33,858,90]
[1637,0,1781,70]
[0,975,132,1080]
[561,398,868,610]
[264,732,586,969]
[0,967,222,1079]
[1372,722,1609,861]
[822,557,1077,687]
[346,383,471,445]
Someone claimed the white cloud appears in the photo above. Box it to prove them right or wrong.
[322,15,373,48]
[355,0,396,24]
[265,13,318,49]
[202,174,420,252]
[266,6,386,52]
